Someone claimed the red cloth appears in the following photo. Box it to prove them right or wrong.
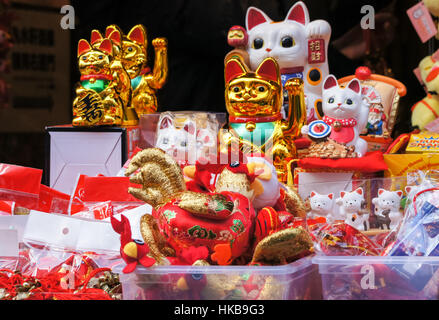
[297,151,388,173]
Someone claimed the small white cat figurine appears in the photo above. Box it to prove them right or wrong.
[245,1,331,122]
[155,114,197,165]
[308,191,335,223]
[372,189,403,230]
[336,188,369,231]
[321,75,369,157]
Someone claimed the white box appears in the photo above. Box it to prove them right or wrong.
[45,125,139,194]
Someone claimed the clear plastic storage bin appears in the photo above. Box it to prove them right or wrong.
[117,256,322,300]
[313,255,439,300]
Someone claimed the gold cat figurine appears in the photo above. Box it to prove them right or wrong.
[72,37,126,126]
[117,24,168,116]
[221,57,307,182]
[91,28,138,126]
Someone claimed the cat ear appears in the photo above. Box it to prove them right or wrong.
[159,115,173,129]
[310,191,316,198]
[378,189,385,196]
[347,78,361,94]
[105,25,121,38]
[285,1,310,25]
[396,191,403,198]
[77,39,92,57]
[90,30,104,46]
[108,30,122,47]
[328,193,334,200]
[98,39,113,56]
[340,191,346,198]
[323,75,338,90]
[405,186,412,195]
[225,58,247,83]
[246,7,271,31]
[255,58,280,83]
[127,24,146,45]
[355,188,363,196]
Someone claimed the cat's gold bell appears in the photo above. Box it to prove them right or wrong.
[333,121,342,132]
[245,121,256,132]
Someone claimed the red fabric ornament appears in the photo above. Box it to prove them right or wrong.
[154,192,255,263]
[111,215,156,273]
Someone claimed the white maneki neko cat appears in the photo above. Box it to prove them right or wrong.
[245,1,331,122]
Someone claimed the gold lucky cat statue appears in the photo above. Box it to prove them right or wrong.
[109,24,168,116]
[73,35,129,127]
[221,57,307,183]
[91,28,138,126]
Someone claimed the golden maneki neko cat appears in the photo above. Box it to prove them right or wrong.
[220,56,307,182]
[72,24,168,127]
[73,34,129,127]
[108,24,168,117]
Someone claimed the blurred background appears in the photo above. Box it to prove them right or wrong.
[0,0,434,169]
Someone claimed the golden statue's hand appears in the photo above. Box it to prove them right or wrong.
[284,78,303,94]
[152,37,168,49]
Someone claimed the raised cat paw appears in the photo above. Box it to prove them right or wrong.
[306,20,331,40]
[152,37,168,48]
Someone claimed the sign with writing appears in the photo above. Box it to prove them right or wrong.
[308,39,326,64]
[406,132,439,153]
[407,1,438,43]
[1,1,71,132]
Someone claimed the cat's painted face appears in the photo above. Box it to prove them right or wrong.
[322,75,363,119]
[310,191,334,213]
[375,189,402,210]
[121,25,147,78]
[340,188,364,212]
[77,39,112,76]
[245,2,309,71]
[225,57,282,116]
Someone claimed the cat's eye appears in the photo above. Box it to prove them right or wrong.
[162,138,169,144]
[181,141,187,147]
[98,55,103,60]
[281,36,294,48]
[252,38,264,50]
[231,86,240,93]
[82,56,87,61]
[127,47,133,52]
[328,97,335,104]
[346,99,353,105]
[257,86,266,92]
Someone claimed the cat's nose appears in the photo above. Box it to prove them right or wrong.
[266,48,272,52]
[243,93,252,100]
[337,103,342,106]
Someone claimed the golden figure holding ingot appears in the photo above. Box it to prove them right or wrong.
[72,36,128,127]
[221,56,307,182]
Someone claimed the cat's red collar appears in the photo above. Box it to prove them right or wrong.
[229,113,282,123]
[323,116,357,127]
[280,67,304,74]
[80,74,113,81]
